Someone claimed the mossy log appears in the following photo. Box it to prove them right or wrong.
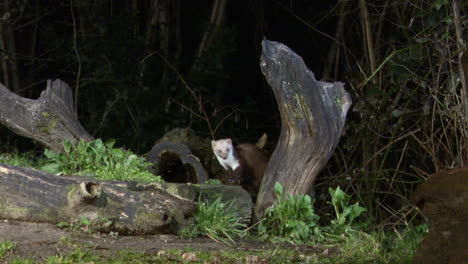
[255,40,351,219]
[0,163,196,235]
[0,80,94,152]
[0,163,253,234]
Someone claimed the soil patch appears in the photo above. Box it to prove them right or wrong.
[0,220,322,262]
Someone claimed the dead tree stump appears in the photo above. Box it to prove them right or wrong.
[411,167,468,264]
[0,80,94,152]
[255,40,352,219]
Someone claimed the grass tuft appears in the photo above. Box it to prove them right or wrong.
[180,195,247,244]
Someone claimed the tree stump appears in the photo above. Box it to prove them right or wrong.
[255,40,352,219]
[0,80,94,152]
[147,141,209,183]
[411,167,468,264]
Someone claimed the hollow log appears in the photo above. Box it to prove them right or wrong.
[255,40,352,219]
[0,79,94,152]
[147,140,209,183]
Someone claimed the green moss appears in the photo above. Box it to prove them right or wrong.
[38,115,59,134]
[0,202,30,219]
[134,210,163,227]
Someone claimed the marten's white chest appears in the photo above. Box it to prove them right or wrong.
[211,139,240,171]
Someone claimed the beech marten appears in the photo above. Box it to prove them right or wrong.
[211,138,268,197]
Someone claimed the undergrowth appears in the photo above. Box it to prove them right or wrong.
[41,139,162,182]
[0,183,426,263]
[0,152,45,168]
[179,195,247,244]
[258,182,321,244]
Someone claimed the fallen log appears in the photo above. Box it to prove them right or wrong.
[0,163,253,234]
[0,163,195,235]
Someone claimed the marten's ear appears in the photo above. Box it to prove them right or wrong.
[211,140,216,147]
[227,138,232,145]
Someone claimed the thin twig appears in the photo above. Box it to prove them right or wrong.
[359,0,376,83]
[151,50,215,138]
[169,98,205,120]
[451,0,468,165]
[358,129,420,173]
[70,0,82,115]
[390,140,408,189]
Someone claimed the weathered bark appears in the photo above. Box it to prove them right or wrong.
[0,79,94,152]
[147,140,209,184]
[0,163,195,235]
[0,163,253,233]
[154,127,214,172]
[411,167,468,264]
[255,40,351,219]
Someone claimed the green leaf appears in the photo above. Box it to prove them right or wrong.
[274,182,283,198]
[79,217,91,226]
[105,139,116,149]
[63,140,72,154]
[41,163,60,173]
[431,0,448,10]
[442,16,452,24]
[44,149,56,159]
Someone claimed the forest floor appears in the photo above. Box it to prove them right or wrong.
[0,220,326,263]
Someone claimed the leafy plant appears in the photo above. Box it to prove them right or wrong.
[258,182,321,244]
[0,240,15,259]
[205,179,222,185]
[329,186,366,230]
[321,186,367,242]
[180,195,247,244]
[56,216,94,233]
[41,139,162,182]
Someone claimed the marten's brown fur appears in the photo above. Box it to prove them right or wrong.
[211,139,268,197]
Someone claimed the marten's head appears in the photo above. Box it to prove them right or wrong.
[211,138,233,160]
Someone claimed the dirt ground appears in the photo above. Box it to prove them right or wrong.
[0,220,322,262]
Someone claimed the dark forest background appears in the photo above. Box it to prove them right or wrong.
[1,0,466,226]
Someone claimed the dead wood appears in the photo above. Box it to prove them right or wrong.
[411,167,468,264]
[0,79,93,152]
[147,140,209,183]
[255,40,352,219]
[0,163,197,235]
